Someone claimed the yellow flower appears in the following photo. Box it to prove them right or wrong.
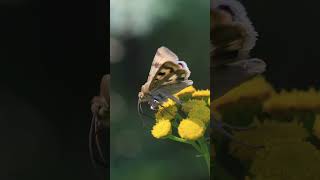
[313,114,320,139]
[151,119,172,139]
[174,86,196,100]
[213,75,274,109]
[178,119,205,140]
[263,88,320,113]
[192,89,210,98]
[158,98,176,110]
[182,99,207,113]
[208,97,210,106]
[155,105,177,121]
[156,98,178,121]
[189,105,210,124]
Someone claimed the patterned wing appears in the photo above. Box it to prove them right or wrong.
[149,61,190,91]
[146,46,179,83]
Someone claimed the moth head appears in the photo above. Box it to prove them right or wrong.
[138,91,144,101]
[138,84,151,102]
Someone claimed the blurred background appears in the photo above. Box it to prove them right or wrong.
[242,0,320,89]
[0,0,107,179]
[110,0,210,179]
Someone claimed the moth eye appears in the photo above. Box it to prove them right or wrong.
[158,72,166,76]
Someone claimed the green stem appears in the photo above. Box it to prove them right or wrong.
[167,135,202,153]
[167,134,210,175]
[167,135,190,144]
[198,137,210,175]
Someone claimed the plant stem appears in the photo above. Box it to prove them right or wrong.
[167,135,202,152]
[167,135,210,175]
[198,137,210,175]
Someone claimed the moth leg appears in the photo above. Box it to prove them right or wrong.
[214,126,264,149]
[157,100,187,120]
[158,91,182,105]
[220,121,257,131]
[213,118,264,149]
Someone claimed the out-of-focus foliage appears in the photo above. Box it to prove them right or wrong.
[229,120,309,161]
[249,142,320,180]
[313,114,320,139]
[111,0,180,37]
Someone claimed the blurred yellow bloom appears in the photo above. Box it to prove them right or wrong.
[189,105,210,124]
[263,88,320,113]
[182,99,207,113]
[178,119,205,140]
[313,114,320,139]
[192,89,210,98]
[151,119,172,139]
[213,75,274,110]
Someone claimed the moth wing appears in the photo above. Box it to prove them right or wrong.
[151,80,194,97]
[146,46,179,83]
[149,61,190,91]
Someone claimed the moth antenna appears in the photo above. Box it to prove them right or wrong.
[137,100,147,127]
[137,100,155,127]
[221,121,257,131]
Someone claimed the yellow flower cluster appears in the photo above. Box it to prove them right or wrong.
[188,105,210,124]
[212,75,274,110]
[229,119,309,161]
[192,89,210,99]
[155,99,177,121]
[249,141,320,180]
[313,114,320,139]
[151,119,172,139]
[174,86,196,100]
[178,119,205,140]
[151,86,210,141]
[263,88,320,113]
[182,99,207,113]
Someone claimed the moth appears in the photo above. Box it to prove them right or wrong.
[211,12,248,68]
[138,46,193,115]
[210,2,266,149]
[90,74,109,169]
